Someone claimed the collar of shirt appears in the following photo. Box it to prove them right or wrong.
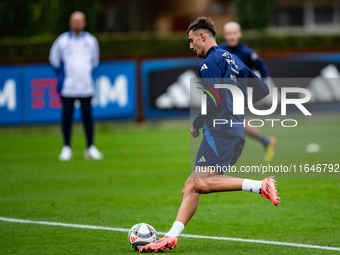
[68,28,85,38]
[204,46,220,59]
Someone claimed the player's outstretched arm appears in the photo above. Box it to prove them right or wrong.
[247,69,270,103]
[251,53,269,79]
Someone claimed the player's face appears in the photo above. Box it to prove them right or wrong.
[188,30,205,58]
[224,26,242,47]
[70,14,86,34]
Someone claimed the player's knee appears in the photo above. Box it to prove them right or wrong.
[182,178,195,197]
[194,178,210,194]
[181,186,188,198]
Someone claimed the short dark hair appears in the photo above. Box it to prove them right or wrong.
[187,17,216,37]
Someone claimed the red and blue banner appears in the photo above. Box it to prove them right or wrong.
[0,61,136,125]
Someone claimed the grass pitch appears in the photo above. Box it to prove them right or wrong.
[0,114,339,254]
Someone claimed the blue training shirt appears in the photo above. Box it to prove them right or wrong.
[192,46,269,140]
[219,42,269,78]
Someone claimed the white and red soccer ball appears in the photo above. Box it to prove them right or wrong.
[128,223,157,250]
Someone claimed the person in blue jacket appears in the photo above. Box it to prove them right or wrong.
[219,21,276,163]
[140,17,280,254]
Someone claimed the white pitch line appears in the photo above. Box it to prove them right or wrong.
[0,217,339,252]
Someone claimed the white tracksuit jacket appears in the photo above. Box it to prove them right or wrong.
[49,30,99,98]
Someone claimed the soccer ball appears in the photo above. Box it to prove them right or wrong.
[128,223,157,251]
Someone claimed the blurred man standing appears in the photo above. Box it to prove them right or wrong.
[49,11,103,161]
[219,21,276,163]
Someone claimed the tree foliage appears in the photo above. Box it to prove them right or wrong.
[236,0,275,30]
[0,0,98,37]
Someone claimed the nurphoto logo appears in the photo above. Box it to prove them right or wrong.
[198,82,312,128]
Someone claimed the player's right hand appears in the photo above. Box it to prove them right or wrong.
[190,126,200,138]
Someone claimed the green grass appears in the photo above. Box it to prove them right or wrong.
[0,114,340,254]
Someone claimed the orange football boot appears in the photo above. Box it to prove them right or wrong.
[261,176,280,206]
[139,236,178,253]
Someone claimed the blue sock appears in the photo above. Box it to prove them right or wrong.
[260,135,270,148]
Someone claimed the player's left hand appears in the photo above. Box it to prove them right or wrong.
[190,126,200,138]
